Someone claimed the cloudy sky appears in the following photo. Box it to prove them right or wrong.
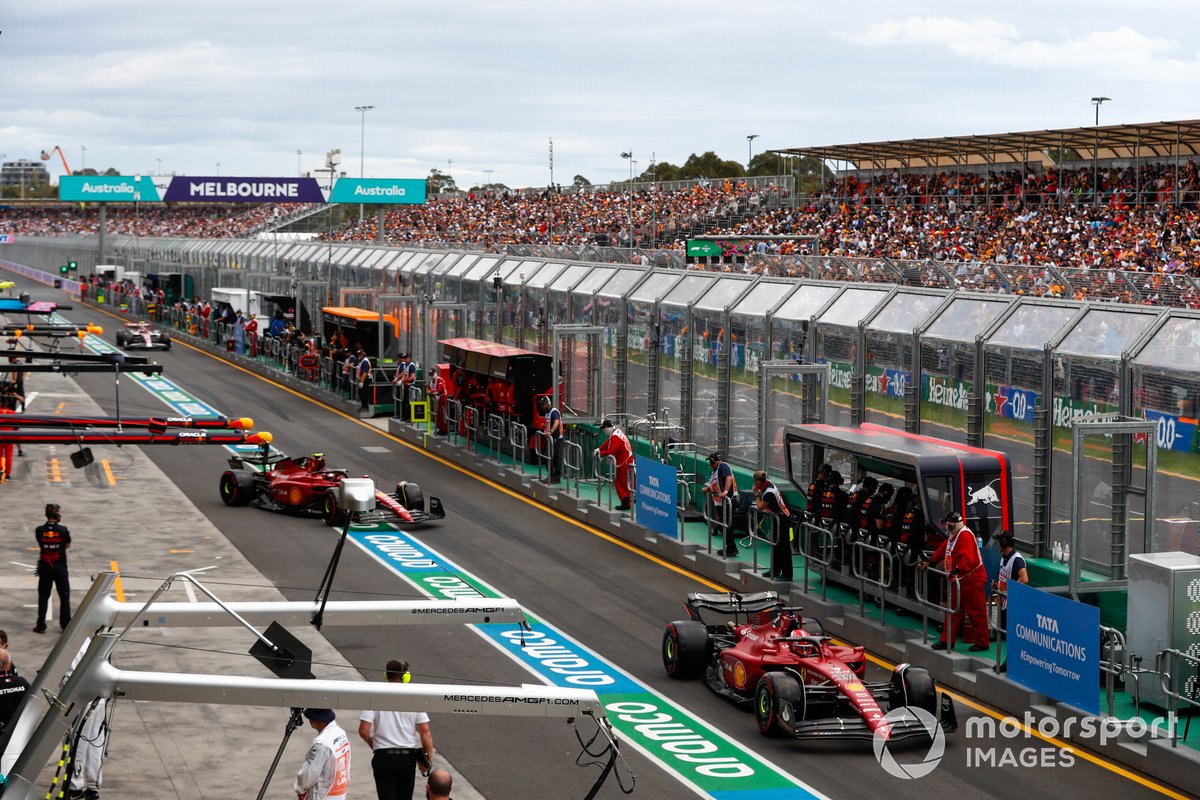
[5,1,1200,188]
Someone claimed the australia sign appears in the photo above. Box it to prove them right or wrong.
[329,178,426,204]
[163,177,327,203]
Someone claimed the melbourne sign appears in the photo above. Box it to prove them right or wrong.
[59,175,162,203]
[329,177,427,204]
[163,176,327,203]
[1007,581,1099,714]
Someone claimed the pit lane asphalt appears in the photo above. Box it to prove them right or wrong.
[34,283,1179,800]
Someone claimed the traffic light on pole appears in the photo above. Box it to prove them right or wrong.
[59,264,69,274]
[68,261,78,271]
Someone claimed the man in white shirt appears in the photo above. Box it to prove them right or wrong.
[359,659,434,800]
[294,708,351,800]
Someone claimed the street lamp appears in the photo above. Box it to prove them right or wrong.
[80,145,87,172]
[620,151,634,250]
[355,105,375,222]
[216,162,221,177]
[156,158,162,175]
[747,134,759,166]
[297,149,303,177]
[1091,96,1110,207]
[483,169,494,187]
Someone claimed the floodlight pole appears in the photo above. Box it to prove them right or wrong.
[1091,96,1110,207]
[355,105,375,223]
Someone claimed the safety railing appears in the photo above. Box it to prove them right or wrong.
[510,422,529,474]
[486,413,505,459]
[915,561,960,646]
[1154,648,1200,747]
[702,494,732,556]
[664,442,701,512]
[851,538,896,620]
[797,518,836,598]
[592,450,616,509]
[444,399,463,446]
[533,430,552,481]
[463,405,481,451]
[561,439,585,496]
[741,507,774,573]
[988,590,1008,675]
[676,476,691,540]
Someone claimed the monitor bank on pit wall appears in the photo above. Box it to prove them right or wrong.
[58,176,426,205]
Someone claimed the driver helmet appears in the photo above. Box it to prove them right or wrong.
[309,453,326,470]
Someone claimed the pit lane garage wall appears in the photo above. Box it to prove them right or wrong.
[5,241,1200,794]
[9,236,1200,576]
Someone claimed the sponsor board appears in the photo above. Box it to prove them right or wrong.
[163,176,327,203]
[0,234,13,244]
[987,384,1038,424]
[820,359,907,398]
[1141,408,1198,454]
[924,374,969,411]
[59,175,162,203]
[1007,581,1099,715]
[634,456,678,538]
[350,529,827,800]
[329,178,427,204]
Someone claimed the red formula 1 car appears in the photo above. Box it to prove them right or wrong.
[219,451,445,526]
[663,592,956,742]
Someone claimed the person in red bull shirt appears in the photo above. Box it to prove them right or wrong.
[33,503,71,633]
[596,419,634,510]
[295,708,351,800]
[921,511,989,652]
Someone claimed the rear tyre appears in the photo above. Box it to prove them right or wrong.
[395,481,425,512]
[162,333,171,350]
[755,671,804,737]
[889,664,938,715]
[116,332,127,348]
[662,620,710,679]
[322,492,349,527]
[219,470,254,506]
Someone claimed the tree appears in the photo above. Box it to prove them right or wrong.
[468,182,509,193]
[104,167,121,176]
[426,168,458,194]
[641,162,681,182]
[678,151,745,180]
[572,174,592,187]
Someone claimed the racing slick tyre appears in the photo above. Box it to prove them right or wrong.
[662,620,710,680]
[162,333,171,350]
[395,481,425,512]
[322,491,350,527]
[755,671,804,737]
[888,664,938,716]
[219,470,255,506]
[116,332,127,348]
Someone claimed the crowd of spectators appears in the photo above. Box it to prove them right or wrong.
[7,160,1200,308]
[322,180,779,249]
[0,204,296,238]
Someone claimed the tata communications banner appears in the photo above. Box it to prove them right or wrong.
[329,178,426,204]
[59,175,162,202]
[163,177,327,203]
[634,456,678,538]
[1007,581,1099,714]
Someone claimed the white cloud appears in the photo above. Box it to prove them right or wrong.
[850,17,1200,83]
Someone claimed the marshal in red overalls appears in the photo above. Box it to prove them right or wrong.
[927,511,989,651]
[597,420,634,511]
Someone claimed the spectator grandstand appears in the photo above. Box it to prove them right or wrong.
[6,120,1200,310]
[0,204,300,239]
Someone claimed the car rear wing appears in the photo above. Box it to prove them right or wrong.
[685,591,784,616]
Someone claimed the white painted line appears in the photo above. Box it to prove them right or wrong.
[362,446,391,453]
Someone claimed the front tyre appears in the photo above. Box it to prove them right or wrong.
[755,671,804,737]
[322,492,349,527]
[662,620,710,679]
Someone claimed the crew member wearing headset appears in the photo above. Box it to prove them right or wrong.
[359,659,434,800]
[921,511,989,652]
[753,470,792,582]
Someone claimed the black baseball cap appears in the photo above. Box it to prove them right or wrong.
[942,510,963,524]
[706,451,722,464]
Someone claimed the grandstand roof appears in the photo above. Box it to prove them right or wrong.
[774,119,1200,170]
